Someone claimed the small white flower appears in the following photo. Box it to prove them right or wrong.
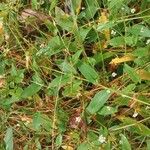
[16,124,20,127]
[98,135,106,144]
[121,7,125,11]
[133,111,138,118]
[25,120,30,125]
[111,30,116,36]
[111,72,117,77]
[40,43,45,48]
[146,39,150,45]
[75,117,81,123]
[131,8,136,14]
[81,7,85,10]
[119,140,122,144]
[140,27,144,33]
[106,90,111,94]
[106,106,111,111]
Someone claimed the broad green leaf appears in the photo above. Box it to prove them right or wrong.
[94,52,114,64]
[48,74,72,88]
[70,50,82,64]
[120,134,131,150]
[109,36,137,47]
[98,106,118,116]
[78,27,91,42]
[132,47,149,57]
[121,117,150,136]
[63,80,82,97]
[36,36,63,56]
[97,21,115,31]
[84,0,99,19]
[57,109,68,132]
[86,90,112,114]
[109,36,124,47]
[55,7,74,32]
[33,113,52,132]
[58,60,77,74]
[109,0,124,10]
[41,114,52,132]
[21,83,42,99]
[4,127,13,150]
[33,112,42,131]
[108,0,127,17]
[78,63,99,84]
[77,142,91,150]
[121,83,136,94]
[124,64,141,83]
[128,25,150,37]
[72,0,82,14]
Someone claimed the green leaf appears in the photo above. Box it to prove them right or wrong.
[98,106,118,116]
[121,117,150,136]
[41,114,52,132]
[55,7,74,32]
[132,47,149,57]
[4,127,13,150]
[84,0,99,19]
[86,90,112,114]
[63,80,82,97]
[78,27,91,42]
[50,0,58,11]
[128,25,150,37]
[109,36,125,47]
[58,60,77,74]
[121,84,136,94]
[55,134,62,148]
[33,112,42,131]
[77,142,91,150]
[36,36,63,56]
[21,83,42,99]
[147,140,150,150]
[48,74,72,88]
[120,134,131,150]
[72,0,82,14]
[31,0,38,9]
[78,63,99,84]
[124,64,141,83]
[97,21,115,31]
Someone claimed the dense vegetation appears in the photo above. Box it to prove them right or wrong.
[0,0,150,149]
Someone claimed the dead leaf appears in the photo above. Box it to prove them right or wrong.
[0,21,3,35]
[99,9,110,47]
[62,145,74,150]
[137,69,150,81]
[0,75,5,88]
[110,54,136,65]
[20,115,32,123]
[20,8,52,22]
